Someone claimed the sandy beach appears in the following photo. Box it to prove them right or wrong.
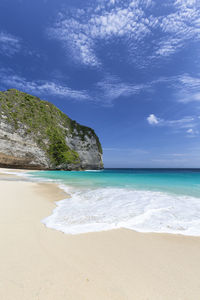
[1,169,200,299]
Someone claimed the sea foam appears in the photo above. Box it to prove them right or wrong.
[42,185,200,236]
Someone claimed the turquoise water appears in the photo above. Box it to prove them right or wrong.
[30,168,200,197]
[28,169,200,235]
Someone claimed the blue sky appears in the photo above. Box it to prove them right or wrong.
[0,0,200,167]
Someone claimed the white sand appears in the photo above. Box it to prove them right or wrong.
[0,169,200,299]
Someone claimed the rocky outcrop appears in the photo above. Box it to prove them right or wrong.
[66,133,103,170]
[0,120,50,169]
[0,89,103,170]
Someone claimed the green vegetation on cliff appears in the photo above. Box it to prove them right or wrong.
[0,89,102,168]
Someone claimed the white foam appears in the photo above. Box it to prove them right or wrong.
[1,170,31,177]
[0,170,57,183]
[84,170,103,172]
[42,186,200,236]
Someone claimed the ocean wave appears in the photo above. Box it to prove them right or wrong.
[1,170,58,183]
[42,185,200,236]
[1,170,31,177]
[84,170,103,172]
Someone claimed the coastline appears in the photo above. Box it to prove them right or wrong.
[1,169,200,299]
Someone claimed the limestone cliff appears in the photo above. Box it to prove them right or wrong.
[0,89,103,170]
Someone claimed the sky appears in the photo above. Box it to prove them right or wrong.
[0,0,200,168]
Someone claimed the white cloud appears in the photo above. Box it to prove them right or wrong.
[175,74,200,103]
[147,114,159,125]
[0,32,21,57]
[0,68,89,100]
[147,114,197,128]
[160,2,200,37]
[95,74,148,104]
[147,113,199,136]
[165,117,195,129]
[0,67,167,104]
[2,65,200,106]
[93,73,200,105]
[186,128,199,136]
[49,16,99,66]
[155,0,200,57]
[0,68,162,105]
[187,128,193,133]
[155,37,184,57]
[175,0,198,7]
[179,92,200,103]
[48,0,200,67]
[48,1,154,66]
[178,74,200,88]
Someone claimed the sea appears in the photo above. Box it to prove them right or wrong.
[27,168,200,236]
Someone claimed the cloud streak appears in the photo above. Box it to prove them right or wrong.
[1,68,200,106]
[0,32,21,57]
[0,68,153,104]
[175,74,200,103]
[0,68,89,100]
[94,74,149,104]
[147,113,199,136]
[147,114,196,128]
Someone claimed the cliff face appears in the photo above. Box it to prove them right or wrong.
[0,89,103,170]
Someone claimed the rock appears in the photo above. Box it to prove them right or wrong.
[0,89,103,170]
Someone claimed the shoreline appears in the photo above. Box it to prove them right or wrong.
[1,168,200,299]
[1,167,200,237]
